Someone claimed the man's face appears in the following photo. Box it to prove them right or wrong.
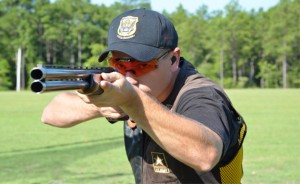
[110,50,178,102]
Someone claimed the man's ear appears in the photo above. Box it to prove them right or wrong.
[170,47,180,72]
[171,56,176,65]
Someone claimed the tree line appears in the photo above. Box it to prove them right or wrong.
[0,0,299,90]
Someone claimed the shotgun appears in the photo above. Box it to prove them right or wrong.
[30,65,115,94]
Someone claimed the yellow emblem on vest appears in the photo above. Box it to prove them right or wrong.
[117,16,139,39]
[151,152,170,173]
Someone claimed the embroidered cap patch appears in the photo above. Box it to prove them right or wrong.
[117,16,139,39]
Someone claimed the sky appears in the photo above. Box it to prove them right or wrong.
[91,0,280,13]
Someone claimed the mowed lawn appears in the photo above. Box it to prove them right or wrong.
[0,89,299,184]
[226,89,300,184]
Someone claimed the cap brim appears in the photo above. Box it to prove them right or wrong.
[98,42,163,62]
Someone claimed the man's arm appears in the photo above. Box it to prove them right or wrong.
[41,92,102,127]
[121,88,223,173]
[80,72,223,173]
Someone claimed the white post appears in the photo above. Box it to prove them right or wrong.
[16,48,22,92]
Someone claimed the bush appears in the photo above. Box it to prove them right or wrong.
[0,58,12,90]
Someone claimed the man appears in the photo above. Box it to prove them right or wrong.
[42,8,246,183]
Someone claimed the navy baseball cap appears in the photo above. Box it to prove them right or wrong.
[98,8,178,62]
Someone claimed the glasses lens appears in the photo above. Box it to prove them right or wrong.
[108,58,157,77]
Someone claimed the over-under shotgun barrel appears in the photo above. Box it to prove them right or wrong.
[30,80,90,93]
[30,66,115,94]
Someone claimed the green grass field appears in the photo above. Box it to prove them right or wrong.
[0,89,299,184]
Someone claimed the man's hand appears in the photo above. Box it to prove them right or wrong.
[77,72,137,109]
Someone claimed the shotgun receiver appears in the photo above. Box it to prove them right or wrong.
[30,65,115,94]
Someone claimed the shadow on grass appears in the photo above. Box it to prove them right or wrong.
[0,136,131,183]
[0,136,123,155]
